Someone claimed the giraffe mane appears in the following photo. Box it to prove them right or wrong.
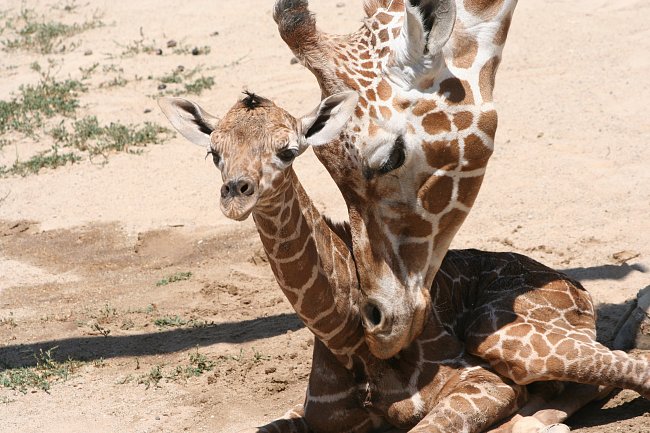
[322,216,353,251]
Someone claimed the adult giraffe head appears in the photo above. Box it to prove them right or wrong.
[275,0,516,358]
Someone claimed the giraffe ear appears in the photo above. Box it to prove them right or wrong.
[390,0,456,86]
[158,97,220,148]
[301,91,359,147]
[416,0,456,56]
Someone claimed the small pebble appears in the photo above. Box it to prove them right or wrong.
[166,40,177,48]
[158,84,167,90]
[155,48,163,55]
[290,57,299,65]
[83,49,93,56]
[210,31,220,37]
[144,108,152,114]
[176,65,185,72]
[336,2,345,7]
[191,47,201,55]
[155,416,160,421]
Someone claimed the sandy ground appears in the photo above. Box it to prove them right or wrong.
[0,0,649,432]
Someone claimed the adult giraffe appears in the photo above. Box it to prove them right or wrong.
[275,0,515,359]
[274,0,650,404]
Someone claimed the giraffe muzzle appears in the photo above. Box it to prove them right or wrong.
[361,295,429,359]
[220,177,258,221]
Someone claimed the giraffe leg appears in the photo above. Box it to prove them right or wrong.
[408,366,526,433]
[487,382,612,433]
[236,404,310,433]
[465,275,650,398]
[471,322,650,398]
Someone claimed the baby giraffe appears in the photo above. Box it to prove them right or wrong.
[159,92,609,433]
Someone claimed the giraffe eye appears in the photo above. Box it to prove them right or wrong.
[378,137,406,175]
[207,149,221,167]
[277,148,297,163]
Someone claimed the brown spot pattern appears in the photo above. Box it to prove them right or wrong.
[433,208,467,247]
[457,176,484,207]
[419,175,454,214]
[530,334,550,357]
[464,0,505,19]
[379,106,392,120]
[412,99,437,117]
[377,79,392,100]
[400,243,429,274]
[376,12,392,24]
[439,77,474,104]
[494,13,512,46]
[393,97,411,112]
[453,111,474,130]
[452,32,479,69]
[368,121,380,137]
[335,70,358,91]
[387,213,433,238]
[478,110,498,137]
[424,140,460,168]
[463,134,493,164]
[388,0,402,12]
[422,112,451,135]
[359,97,368,108]
[479,56,501,102]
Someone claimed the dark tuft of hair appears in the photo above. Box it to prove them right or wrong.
[242,91,263,110]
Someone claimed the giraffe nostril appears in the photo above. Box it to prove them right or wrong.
[363,303,383,328]
[221,183,231,198]
[238,179,255,197]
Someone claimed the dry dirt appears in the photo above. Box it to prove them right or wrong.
[0,1,649,432]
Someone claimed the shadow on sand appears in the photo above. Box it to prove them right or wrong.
[562,262,647,281]
[0,312,304,369]
[569,390,650,429]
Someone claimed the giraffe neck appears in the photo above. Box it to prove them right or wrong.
[252,169,366,364]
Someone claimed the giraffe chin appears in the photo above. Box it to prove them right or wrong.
[220,199,257,222]
[364,330,410,360]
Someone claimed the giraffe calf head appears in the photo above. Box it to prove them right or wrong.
[158,91,358,221]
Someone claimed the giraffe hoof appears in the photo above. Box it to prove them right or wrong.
[540,424,570,433]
